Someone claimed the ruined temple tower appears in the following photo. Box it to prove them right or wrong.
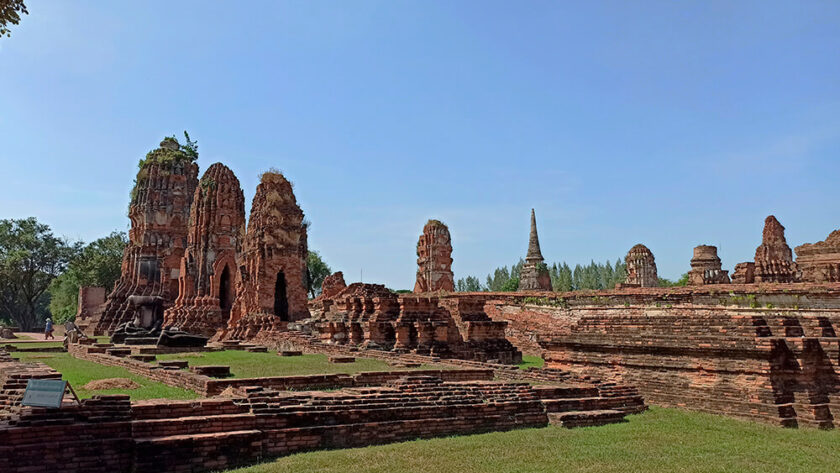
[796,229,840,283]
[414,220,455,293]
[163,163,246,336]
[79,138,199,336]
[230,171,310,329]
[687,245,730,285]
[753,215,798,283]
[518,209,552,291]
[625,244,658,287]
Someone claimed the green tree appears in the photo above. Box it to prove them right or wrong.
[0,218,78,330]
[500,276,520,292]
[658,273,689,288]
[0,0,27,38]
[455,276,482,292]
[48,231,127,323]
[306,251,332,298]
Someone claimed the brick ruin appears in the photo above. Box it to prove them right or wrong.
[1,344,645,473]
[320,271,347,298]
[77,138,199,336]
[163,163,247,336]
[76,140,310,344]
[414,219,455,293]
[228,171,310,335]
[754,215,799,283]
[687,245,730,285]
[518,209,552,291]
[796,229,840,283]
[308,283,523,363]
[622,244,658,287]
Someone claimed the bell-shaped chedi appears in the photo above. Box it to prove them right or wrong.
[687,245,730,285]
[414,220,455,293]
[229,170,310,332]
[753,215,798,283]
[624,244,658,287]
[163,163,246,336]
[518,209,552,291]
[78,137,199,336]
[795,229,840,283]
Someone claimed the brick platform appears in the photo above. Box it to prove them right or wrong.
[0,352,643,473]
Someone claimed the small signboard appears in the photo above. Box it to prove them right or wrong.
[21,379,67,408]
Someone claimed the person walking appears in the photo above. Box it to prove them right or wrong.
[44,318,54,340]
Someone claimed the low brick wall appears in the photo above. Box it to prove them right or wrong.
[68,343,494,396]
[1,382,549,473]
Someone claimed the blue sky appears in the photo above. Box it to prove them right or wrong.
[1,1,839,289]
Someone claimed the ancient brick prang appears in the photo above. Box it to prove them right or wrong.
[414,219,455,293]
[754,215,798,283]
[623,244,658,287]
[519,209,552,291]
[795,229,840,283]
[163,163,246,336]
[78,138,199,336]
[687,245,730,285]
[309,285,522,364]
[229,171,309,334]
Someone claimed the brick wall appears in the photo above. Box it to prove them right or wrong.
[474,284,840,428]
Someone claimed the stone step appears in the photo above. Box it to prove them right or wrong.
[190,365,231,378]
[129,354,156,363]
[548,409,626,428]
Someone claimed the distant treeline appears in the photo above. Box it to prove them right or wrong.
[456,258,687,292]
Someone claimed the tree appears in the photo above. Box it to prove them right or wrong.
[455,275,482,292]
[48,231,127,323]
[659,273,689,288]
[0,0,27,38]
[0,218,78,330]
[306,251,332,298]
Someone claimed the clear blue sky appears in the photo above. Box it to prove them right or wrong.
[1,1,839,289]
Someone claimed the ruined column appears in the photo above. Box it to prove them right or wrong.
[414,219,455,293]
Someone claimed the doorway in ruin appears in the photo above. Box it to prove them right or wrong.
[219,265,234,320]
[274,270,289,321]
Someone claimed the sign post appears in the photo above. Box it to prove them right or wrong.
[21,379,69,408]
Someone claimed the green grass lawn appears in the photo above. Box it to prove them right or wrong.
[517,354,545,370]
[12,352,197,401]
[223,407,840,473]
[3,341,65,349]
[156,351,447,378]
